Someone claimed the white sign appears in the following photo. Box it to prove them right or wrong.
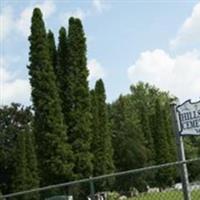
[176,100,200,135]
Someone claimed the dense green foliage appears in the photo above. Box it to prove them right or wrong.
[0,104,39,198]
[110,94,147,191]
[11,131,39,200]
[66,17,93,179]
[91,79,114,176]
[109,83,178,191]
[47,30,57,74]
[28,8,73,186]
[90,79,115,190]
[153,99,174,188]
[57,26,71,111]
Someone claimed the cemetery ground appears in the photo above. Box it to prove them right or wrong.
[128,190,200,200]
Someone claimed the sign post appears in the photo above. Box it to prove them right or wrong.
[171,99,200,200]
[89,177,95,200]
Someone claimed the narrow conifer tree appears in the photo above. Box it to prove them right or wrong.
[130,83,155,163]
[47,30,57,74]
[25,131,39,199]
[28,8,73,185]
[111,95,147,191]
[12,131,39,200]
[91,79,115,190]
[57,26,74,124]
[11,131,27,195]
[66,17,93,179]
[91,79,114,176]
[153,99,174,188]
[163,103,176,162]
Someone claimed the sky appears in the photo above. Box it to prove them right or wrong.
[0,0,200,106]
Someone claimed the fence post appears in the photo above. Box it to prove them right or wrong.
[89,177,95,200]
[171,102,191,200]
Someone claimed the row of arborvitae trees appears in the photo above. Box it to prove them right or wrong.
[1,7,200,199]
[27,7,114,195]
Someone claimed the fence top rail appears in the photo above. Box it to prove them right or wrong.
[1,157,200,198]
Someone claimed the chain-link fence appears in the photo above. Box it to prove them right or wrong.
[1,158,200,200]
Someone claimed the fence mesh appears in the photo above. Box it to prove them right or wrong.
[1,158,200,200]
[92,159,200,200]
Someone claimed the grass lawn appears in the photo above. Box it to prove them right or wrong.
[129,190,200,200]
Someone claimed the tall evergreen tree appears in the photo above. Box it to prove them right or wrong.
[57,26,74,127]
[153,99,174,188]
[12,131,39,200]
[28,8,73,185]
[66,17,93,179]
[90,89,99,150]
[163,103,176,162]
[25,131,40,197]
[110,95,147,191]
[91,79,115,190]
[130,83,155,163]
[11,131,27,196]
[47,30,57,74]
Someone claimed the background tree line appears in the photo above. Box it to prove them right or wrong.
[0,8,200,199]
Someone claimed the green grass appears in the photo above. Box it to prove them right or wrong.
[129,190,200,200]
